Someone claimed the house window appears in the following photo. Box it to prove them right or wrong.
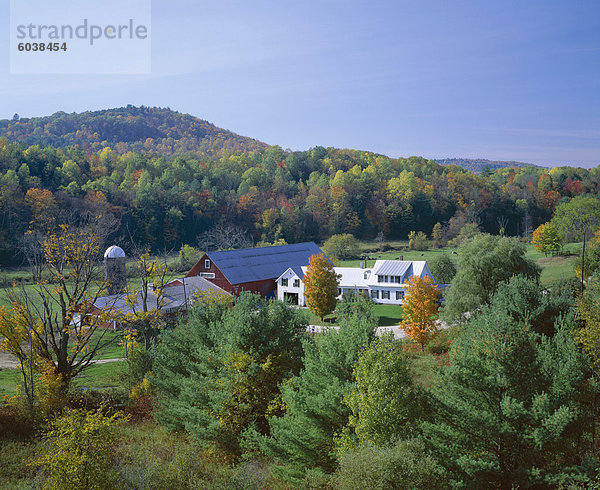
[371,290,379,299]
[382,290,390,300]
[199,272,215,279]
[396,291,405,300]
[395,276,401,283]
[205,259,211,269]
[378,275,383,283]
[293,279,300,288]
[364,272,369,280]
[281,278,288,287]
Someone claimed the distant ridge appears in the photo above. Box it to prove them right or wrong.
[434,158,540,173]
[0,106,267,157]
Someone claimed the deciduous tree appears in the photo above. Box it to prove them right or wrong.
[304,253,340,321]
[323,233,359,261]
[0,223,117,404]
[428,254,456,284]
[340,336,427,451]
[442,234,540,321]
[552,195,600,292]
[531,222,562,256]
[400,275,440,350]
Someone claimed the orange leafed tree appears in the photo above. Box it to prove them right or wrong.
[399,275,441,350]
[303,253,340,322]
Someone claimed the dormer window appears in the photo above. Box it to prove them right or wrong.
[205,259,211,269]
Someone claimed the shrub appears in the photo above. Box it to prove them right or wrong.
[332,440,446,490]
[31,408,127,489]
[424,328,456,355]
[323,234,360,261]
[408,231,428,251]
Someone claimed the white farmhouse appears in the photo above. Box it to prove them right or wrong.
[276,260,435,306]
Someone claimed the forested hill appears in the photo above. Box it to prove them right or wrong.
[0,106,267,157]
[435,158,540,173]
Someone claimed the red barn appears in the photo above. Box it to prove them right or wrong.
[186,242,324,297]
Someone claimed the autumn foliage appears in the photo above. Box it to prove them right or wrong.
[303,253,340,321]
[400,275,441,350]
[531,222,562,256]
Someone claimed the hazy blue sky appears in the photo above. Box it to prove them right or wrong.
[1,0,599,167]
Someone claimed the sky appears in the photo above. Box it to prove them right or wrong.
[0,0,599,167]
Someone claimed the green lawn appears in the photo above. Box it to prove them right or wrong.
[87,329,126,360]
[338,240,581,287]
[71,361,128,391]
[0,360,128,399]
[307,304,403,327]
[0,368,22,398]
[337,247,458,268]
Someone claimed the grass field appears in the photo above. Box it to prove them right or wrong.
[0,360,128,399]
[338,240,581,286]
[0,368,22,398]
[71,361,128,391]
[307,304,404,327]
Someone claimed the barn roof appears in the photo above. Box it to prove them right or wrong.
[207,242,323,285]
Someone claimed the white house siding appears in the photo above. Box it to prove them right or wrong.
[276,260,436,307]
[276,268,305,306]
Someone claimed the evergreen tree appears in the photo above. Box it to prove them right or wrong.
[423,301,594,488]
[151,293,306,455]
[258,306,377,484]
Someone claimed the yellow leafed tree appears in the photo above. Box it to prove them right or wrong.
[1,223,119,409]
[399,275,441,350]
[303,253,340,322]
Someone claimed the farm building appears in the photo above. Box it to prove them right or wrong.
[277,260,435,306]
[86,275,231,329]
[186,242,324,297]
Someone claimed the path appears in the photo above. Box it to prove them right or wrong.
[306,320,450,340]
[0,353,126,370]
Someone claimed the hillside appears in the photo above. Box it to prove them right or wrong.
[435,158,540,173]
[0,106,267,157]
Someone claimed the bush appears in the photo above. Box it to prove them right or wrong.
[31,408,127,489]
[424,328,456,355]
[323,234,360,261]
[111,423,275,489]
[408,231,428,251]
[178,244,203,271]
[332,440,446,490]
[0,397,36,441]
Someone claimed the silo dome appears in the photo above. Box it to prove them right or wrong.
[104,245,126,259]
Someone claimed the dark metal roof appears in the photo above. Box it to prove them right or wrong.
[207,242,323,285]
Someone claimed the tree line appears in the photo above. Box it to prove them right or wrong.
[1,130,599,264]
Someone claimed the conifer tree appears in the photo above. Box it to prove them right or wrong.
[258,304,377,484]
[423,301,594,488]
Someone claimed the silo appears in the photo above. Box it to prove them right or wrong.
[104,245,126,295]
